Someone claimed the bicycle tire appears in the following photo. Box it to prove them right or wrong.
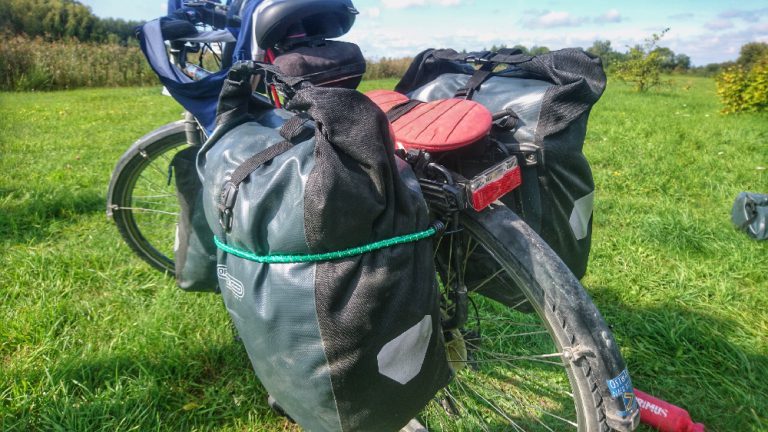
[420,204,638,431]
[107,121,191,275]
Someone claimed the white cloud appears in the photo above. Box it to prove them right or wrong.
[363,7,381,18]
[381,0,461,9]
[705,19,735,31]
[532,11,587,28]
[596,9,622,24]
[669,13,695,20]
[342,8,766,66]
[751,21,768,33]
[718,8,768,23]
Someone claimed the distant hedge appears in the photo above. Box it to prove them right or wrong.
[0,35,156,91]
[363,57,412,81]
[0,34,414,92]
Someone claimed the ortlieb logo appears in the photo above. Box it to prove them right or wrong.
[217,265,244,299]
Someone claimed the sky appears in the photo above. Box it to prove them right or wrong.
[79,0,768,66]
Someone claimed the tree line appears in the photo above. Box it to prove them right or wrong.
[0,0,143,44]
[486,40,768,77]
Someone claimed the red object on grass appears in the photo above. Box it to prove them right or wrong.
[366,90,492,152]
[634,388,705,432]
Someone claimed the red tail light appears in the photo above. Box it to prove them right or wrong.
[468,156,522,211]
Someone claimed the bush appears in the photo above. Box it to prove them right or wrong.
[614,29,669,92]
[716,55,768,113]
[0,34,156,91]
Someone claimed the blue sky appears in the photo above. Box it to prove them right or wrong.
[80,0,768,65]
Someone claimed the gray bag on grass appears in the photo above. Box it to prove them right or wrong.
[197,75,451,431]
[732,192,768,240]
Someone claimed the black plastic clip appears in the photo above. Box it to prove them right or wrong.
[218,181,239,231]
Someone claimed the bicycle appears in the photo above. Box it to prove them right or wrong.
[107,1,640,430]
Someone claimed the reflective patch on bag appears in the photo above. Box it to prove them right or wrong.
[377,315,432,385]
[569,191,595,240]
[174,223,180,253]
[216,265,244,299]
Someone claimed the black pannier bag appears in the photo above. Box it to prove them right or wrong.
[394,48,606,278]
[197,70,451,431]
[272,40,366,89]
[170,145,219,291]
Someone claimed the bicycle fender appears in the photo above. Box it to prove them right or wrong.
[467,204,641,431]
[106,120,187,218]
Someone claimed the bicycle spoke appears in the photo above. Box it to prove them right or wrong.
[144,157,172,179]
[467,267,504,293]
[132,193,177,199]
[468,376,579,429]
[481,330,550,338]
[113,206,178,216]
[454,377,526,431]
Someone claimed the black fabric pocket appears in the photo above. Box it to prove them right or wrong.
[171,146,219,292]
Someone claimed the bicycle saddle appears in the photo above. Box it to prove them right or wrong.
[366,90,493,152]
[252,0,358,48]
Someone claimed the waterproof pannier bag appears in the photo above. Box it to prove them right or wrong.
[394,48,606,278]
[197,73,452,431]
[170,145,219,292]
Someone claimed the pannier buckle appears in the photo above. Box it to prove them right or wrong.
[218,181,239,231]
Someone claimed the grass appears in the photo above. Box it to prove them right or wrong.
[1,76,766,431]
[583,76,768,431]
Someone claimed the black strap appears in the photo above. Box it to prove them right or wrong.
[491,107,520,130]
[431,49,533,66]
[455,63,494,99]
[227,140,295,187]
[487,52,533,64]
[430,49,480,62]
[386,99,423,123]
[218,113,312,230]
[496,48,524,56]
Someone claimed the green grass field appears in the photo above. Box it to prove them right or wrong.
[1,77,766,431]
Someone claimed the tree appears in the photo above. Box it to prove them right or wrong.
[737,42,768,69]
[614,28,670,91]
[586,40,626,69]
[674,53,691,71]
[0,0,143,44]
[511,44,529,55]
[652,46,676,71]
[529,46,550,56]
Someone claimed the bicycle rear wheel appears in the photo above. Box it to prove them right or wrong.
[421,204,637,431]
[107,121,191,274]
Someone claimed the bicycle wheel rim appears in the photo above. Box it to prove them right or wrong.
[111,135,189,274]
[419,210,599,431]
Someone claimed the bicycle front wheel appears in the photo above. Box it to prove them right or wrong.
[421,204,637,431]
[107,121,190,274]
